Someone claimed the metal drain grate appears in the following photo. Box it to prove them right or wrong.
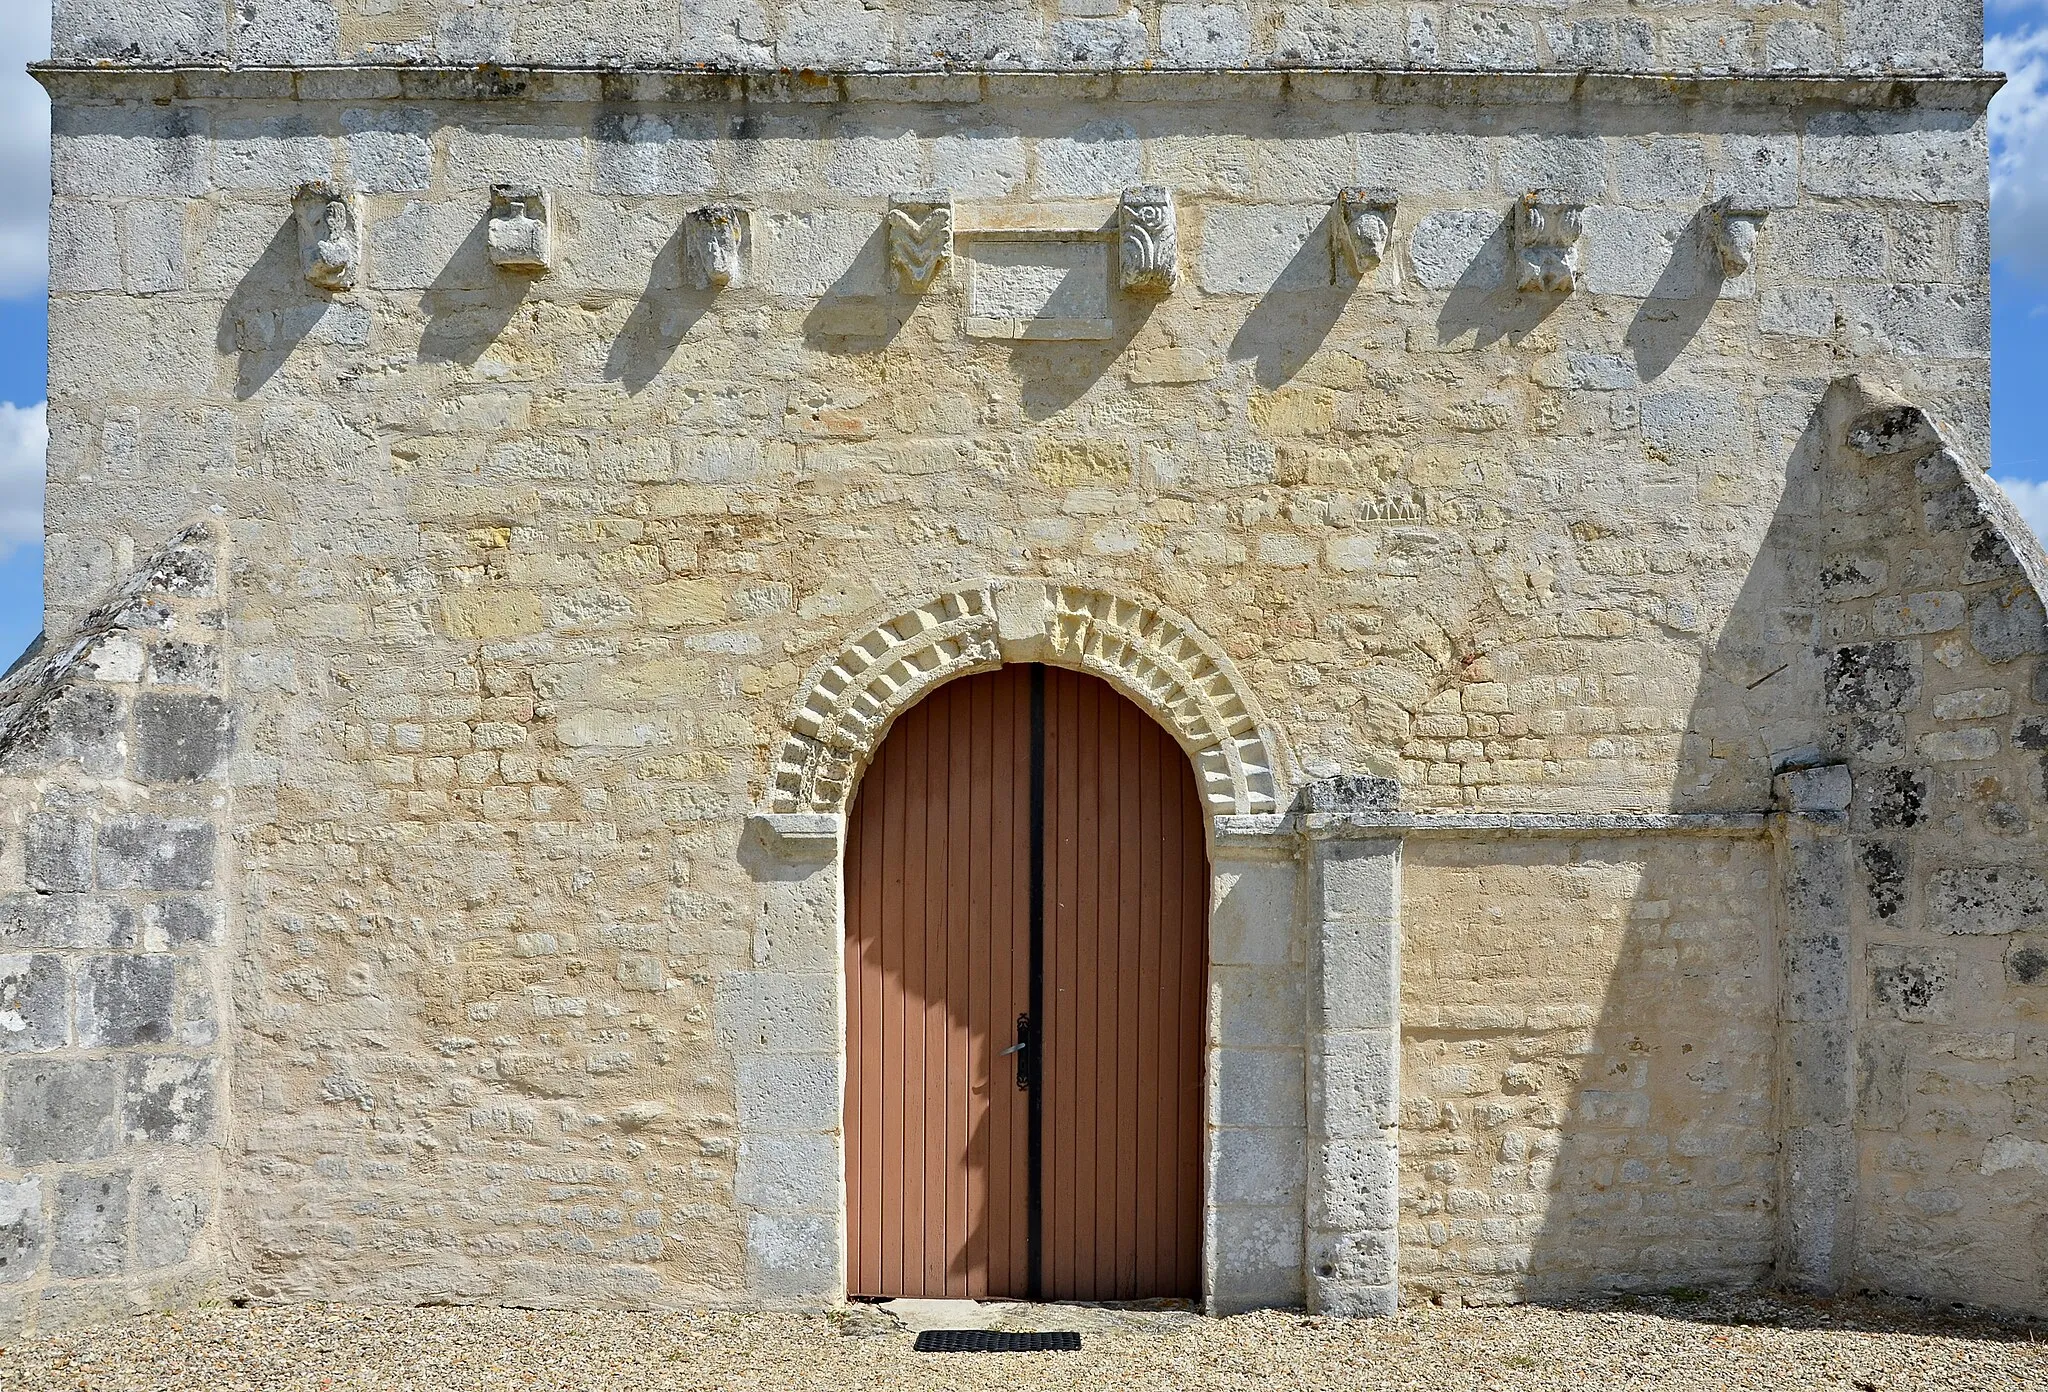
[912,1330,1083,1354]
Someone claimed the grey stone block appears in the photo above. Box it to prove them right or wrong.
[1842,0,1980,72]
[1308,1135,1397,1231]
[1803,110,1985,204]
[1970,585,2048,665]
[1211,1127,1306,1208]
[734,1134,838,1212]
[122,1055,218,1145]
[96,817,215,892]
[1,1059,120,1165]
[1408,209,1507,291]
[735,1054,839,1135]
[52,0,227,62]
[2006,937,2048,987]
[1218,1048,1306,1128]
[0,955,69,1053]
[1216,966,1305,1048]
[0,1180,42,1286]
[0,895,136,951]
[1783,833,1849,930]
[1210,859,1299,966]
[746,1211,838,1304]
[77,955,176,1048]
[52,107,213,198]
[1856,1027,1907,1129]
[1307,1225,1396,1287]
[1781,932,1847,1022]
[232,0,341,63]
[1785,1022,1851,1125]
[1311,1033,1398,1135]
[1928,866,2048,935]
[133,1165,209,1270]
[1855,766,1929,831]
[1317,918,1397,1031]
[1207,1205,1305,1312]
[26,814,94,894]
[134,694,232,783]
[1858,840,1908,922]
[714,972,837,1054]
[148,899,217,950]
[1870,945,1954,1022]
[50,1171,129,1279]
[8,686,124,776]
[1317,839,1399,921]
[1824,641,1923,714]
[1498,135,1608,201]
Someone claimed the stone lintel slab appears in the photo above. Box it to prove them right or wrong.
[30,65,2005,114]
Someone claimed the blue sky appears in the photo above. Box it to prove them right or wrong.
[0,13,2044,665]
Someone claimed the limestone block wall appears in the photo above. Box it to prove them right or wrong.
[22,51,2036,1318]
[1398,832,1779,1305]
[50,0,1984,75]
[1815,386,2048,1312]
[0,524,231,1333]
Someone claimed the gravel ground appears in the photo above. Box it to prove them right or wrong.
[2,1291,2044,1391]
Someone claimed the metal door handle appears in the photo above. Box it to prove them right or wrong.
[1002,1014,1032,1090]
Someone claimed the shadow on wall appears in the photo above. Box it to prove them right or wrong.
[1404,381,2048,1315]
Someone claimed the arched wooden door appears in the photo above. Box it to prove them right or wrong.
[845,663,1208,1301]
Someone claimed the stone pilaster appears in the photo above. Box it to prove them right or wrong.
[725,812,845,1306]
[1773,765,1855,1294]
[1301,777,1402,1317]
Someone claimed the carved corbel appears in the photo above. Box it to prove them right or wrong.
[1514,190,1583,295]
[488,183,552,274]
[294,181,361,293]
[1117,185,1179,295]
[1710,197,1768,276]
[687,203,747,290]
[887,190,954,294]
[1333,187,1397,280]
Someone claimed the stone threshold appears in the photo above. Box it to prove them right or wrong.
[31,63,2004,112]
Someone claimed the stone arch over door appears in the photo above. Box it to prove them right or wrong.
[767,581,1288,821]
[734,580,1311,1315]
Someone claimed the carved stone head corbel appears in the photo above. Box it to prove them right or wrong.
[1710,197,1768,276]
[1515,190,1584,295]
[294,182,361,293]
[1117,185,1179,296]
[887,190,954,294]
[488,183,552,274]
[687,203,747,290]
[1333,187,1398,279]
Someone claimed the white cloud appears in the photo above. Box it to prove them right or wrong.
[0,10,49,299]
[0,401,45,560]
[1991,28,2048,281]
[1992,474,2048,545]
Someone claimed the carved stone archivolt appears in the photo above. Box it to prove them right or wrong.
[294,182,360,293]
[769,581,1282,818]
[1514,190,1583,294]
[687,202,747,289]
[1117,185,1179,295]
[1333,187,1397,279]
[887,190,954,294]
[488,183,551,273]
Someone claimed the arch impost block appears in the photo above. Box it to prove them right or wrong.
[770,580,1286,816]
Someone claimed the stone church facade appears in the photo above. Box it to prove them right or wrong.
[0,0,2041,1332]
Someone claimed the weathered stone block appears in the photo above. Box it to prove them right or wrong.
[1856,1027,1906,1129]
[133,1164,209,1270]
[1859,840,1908,922]
[1,1059,120,1165]
[0,1180,42,1286]
[77,955,176,1048]
[1210,1127,1305,1208]
[146,899,217,950]
[134,693,233,783]
[52,106,213,198]
[1854,766,1929,830]
[734,1134,838,1213]
[1928,866,2048,934]
[50,1171,129,1279]
[96,817,215,892]
[231,0,342,64]
[53,0,227,62]
[2007,937,2048,987]
[1874,591,1965,637]
[1318,839,1399,921]
[715,972,836,1055]
[1311,1033,1398,1135]
[1785,1022,1851,1125]
[1870,945,1954,1022]
[1824,641,1923,714]
[26,813,94,894]
[1782,932,1847,1022]
[746,1211,837,1303]
[1208,1203,1304,1312]
[122,1055,217,1145]
[1218,1048,1306,1128]
[0,895,135,952]
[1970,584,2048,665]
[1308,1135,1398,1231]
[0,955,70,1053]
[1408,209,1506,291]
[1316,918,1397,1031]
[735,1054,839,1135]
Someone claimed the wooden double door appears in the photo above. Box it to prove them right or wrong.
[844,663,1208,1300]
